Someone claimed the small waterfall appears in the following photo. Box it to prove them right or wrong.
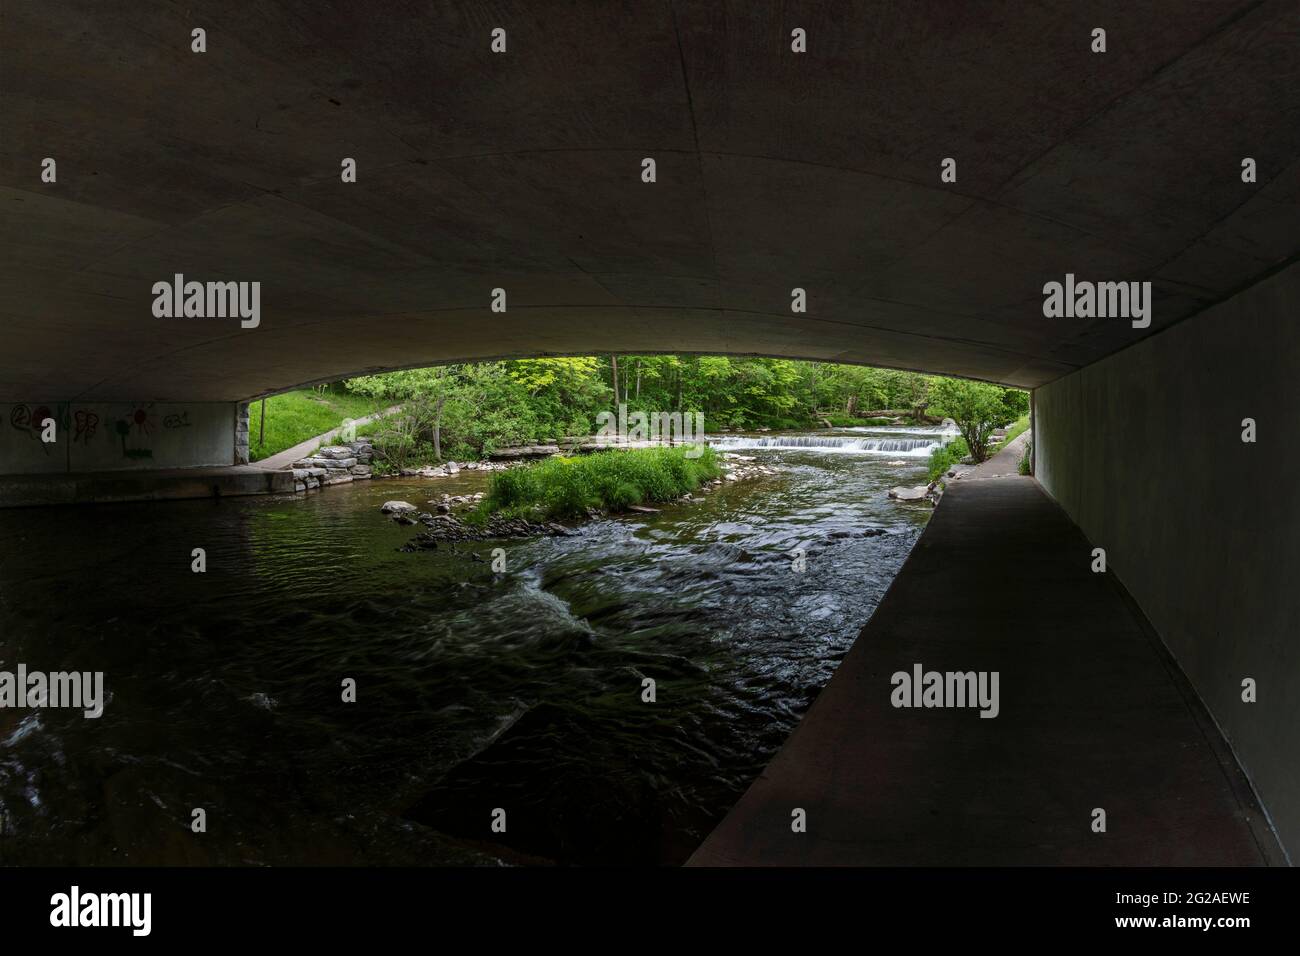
[708,434,946,457]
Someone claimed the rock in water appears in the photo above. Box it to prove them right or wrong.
[381,500,417,514]
[400,514,575,549]
[888,485,929,502]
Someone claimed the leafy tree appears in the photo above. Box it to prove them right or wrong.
[999,386,1029,420]
[349,366,462,460]
[929,378,1006,463]
[342,356,1029,463]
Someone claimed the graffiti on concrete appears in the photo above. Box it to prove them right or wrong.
[114,406,157,459]
[73,410,99,445]
[5,402,199,465]
[8,403,66,454]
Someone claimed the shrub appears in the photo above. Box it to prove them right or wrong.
[475,446,722,522]
[928,379,1005,463]
[927,436,970,482]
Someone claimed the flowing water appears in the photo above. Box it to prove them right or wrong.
[0,428,947,866]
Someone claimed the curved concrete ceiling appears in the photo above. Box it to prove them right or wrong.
[2,0,1298,401]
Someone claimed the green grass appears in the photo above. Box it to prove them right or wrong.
[471,445,722,522]
[247,389,389,461]
[1018,441,1033,475]
[988,414,1030,456]
[927,436,971,482]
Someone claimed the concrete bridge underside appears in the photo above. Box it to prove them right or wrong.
[3,0,1299,402]
[1,1,1298,863]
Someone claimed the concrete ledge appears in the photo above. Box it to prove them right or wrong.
[0,466,294,508]
[688,477,1284,866]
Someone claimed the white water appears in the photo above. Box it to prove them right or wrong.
[708,430,955,457]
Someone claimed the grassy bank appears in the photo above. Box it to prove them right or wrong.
[248,389,389,461]
[928,436,971,482]
[472,445,721,522]
[989,414,1030,455]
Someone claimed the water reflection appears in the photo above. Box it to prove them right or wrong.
[0,431,937,864]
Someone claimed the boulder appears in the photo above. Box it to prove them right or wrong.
[381,500,418,514]
[296,456,340,469]
[488,444,561,459]
[888,485,930,502]
[319,446,356,460]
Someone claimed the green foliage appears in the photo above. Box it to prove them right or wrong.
[1018,441,1033,476]
[474,446,721,521]
[346,368,453,400]
[928,378,1006,463]
[927,436,970,482]
[989,414,1030,456]
[328,358,1027,468]
[999,387,1030,421]
[246,389,387,461]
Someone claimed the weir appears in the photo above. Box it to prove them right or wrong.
[710,435,947,454]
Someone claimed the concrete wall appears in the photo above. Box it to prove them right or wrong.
[0,402,238,474]
[1036,259,1300,861]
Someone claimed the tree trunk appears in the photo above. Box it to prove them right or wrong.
[433,395,446,460]
[611,355,619,410]
[635,361,641,400]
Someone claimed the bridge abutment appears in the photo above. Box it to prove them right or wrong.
[0,401,241,475]
[1036,258,1300,861]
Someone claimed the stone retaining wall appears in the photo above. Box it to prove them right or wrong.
[291,440,375,492]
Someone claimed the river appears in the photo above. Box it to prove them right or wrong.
[0,426,951,865]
